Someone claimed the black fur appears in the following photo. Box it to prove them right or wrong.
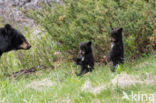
[107,28,124,72]
[0,24,31,56]
[75,41,94,76]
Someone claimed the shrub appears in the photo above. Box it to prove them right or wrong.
[29,0,155,61]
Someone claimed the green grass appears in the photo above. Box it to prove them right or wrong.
[0,53,156,103]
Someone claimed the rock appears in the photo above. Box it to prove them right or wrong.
[111,73,156,88]
[0,0,61,31]
[26,78,55,91]
[81,80,106,95]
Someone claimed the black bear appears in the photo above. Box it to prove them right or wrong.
[0,24,31,56]
[107,28,124,72]
[74,41,94,76]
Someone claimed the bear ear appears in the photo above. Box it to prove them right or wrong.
[87,41,92,46]
[111,27,114,30]
[4,24,12,34]
[5,24,12,29]
[118,28,123,32]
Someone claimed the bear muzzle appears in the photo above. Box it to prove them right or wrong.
[19,41,31,50]
[80,50,85,55]
[110,37,116,42]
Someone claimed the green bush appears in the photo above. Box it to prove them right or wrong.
[29,0,155,60]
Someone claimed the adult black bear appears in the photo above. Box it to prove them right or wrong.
[0,24,31,56]
[107,28,124,72]
[74,41,94,76]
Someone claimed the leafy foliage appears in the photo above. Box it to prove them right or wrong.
[30,0,156,61]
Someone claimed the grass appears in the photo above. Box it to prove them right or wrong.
[0,53,156,103]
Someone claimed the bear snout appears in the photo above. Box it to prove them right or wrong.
[19,41,31,50]
[80,50,85,55]
[27,44,31,49]
[110,37,116,42]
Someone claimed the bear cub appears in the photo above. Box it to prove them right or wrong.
[75,41,94,76]
[107,28,124,72]
[0,24,31,56]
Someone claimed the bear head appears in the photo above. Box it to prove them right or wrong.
[0,24,31,55]
[79,41,92,55]
[110,28,123,42]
